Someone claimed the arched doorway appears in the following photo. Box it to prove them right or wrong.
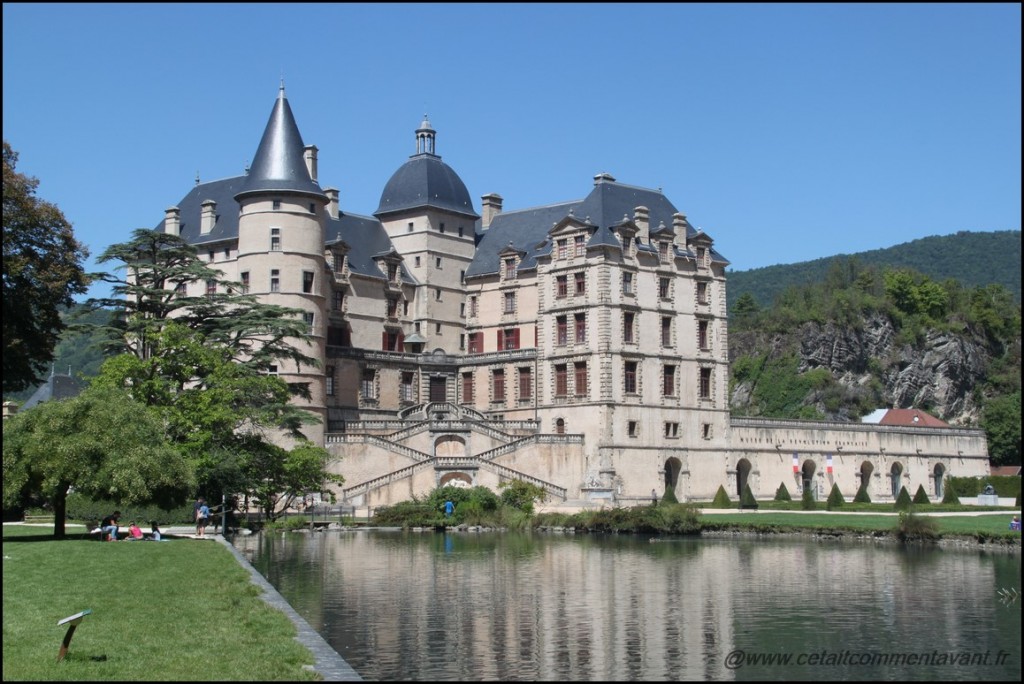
[736,458,752,497]
[664,457,682,497]
[858,461,874,498]
[555,418,565,434]
[890,463,903,499]
[933,464,945,499]
[434,435,466,458]
[801,460,817,499]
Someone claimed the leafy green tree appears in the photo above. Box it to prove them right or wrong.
[498,480,547,514]
[2,141,90,393]
[2,385,194,538]
[981,392,1021,467]
[242,439,341,522]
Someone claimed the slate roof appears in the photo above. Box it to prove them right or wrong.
[375,153,478,219]
[467,178,730,278]
[21,374,83,410]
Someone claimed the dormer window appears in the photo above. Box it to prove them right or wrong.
[658,241,669,262]
[574,235,586,257]
[504,258,517,280]
[387,264,398,281]
[273,200,281,211]
[557,239,568,260]
[697,247,707,268]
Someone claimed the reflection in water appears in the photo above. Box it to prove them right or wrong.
[234,531,1021,681]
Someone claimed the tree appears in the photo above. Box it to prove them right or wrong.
[2,141,90,393]
[2,385,194,538]
[498,480,547,514]
[243,439,341,521]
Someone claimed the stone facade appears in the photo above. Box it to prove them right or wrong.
[157,88,990,509]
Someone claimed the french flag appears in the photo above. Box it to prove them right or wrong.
[827,454,833,474]
[793,453,799,473]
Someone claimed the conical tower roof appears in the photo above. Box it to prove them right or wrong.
[235,84,325,201]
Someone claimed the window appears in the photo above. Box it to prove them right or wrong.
[460,302,466,317]
[469,296,478,317]
[205,280,216,296]
[574,272,586,296]
[468,332,482,354]
[659,277,670,299]
[699,367,712,399]
[268,364,278,375]
[628,420,638,437]
[361,370,377,400]
[499,328,520,350]
[504,258,516,279]
[303,271,314,294]
[415,256,421,267]
[460,270,465,282]
[574,234,586,257]
[462,372,475,403]
[435,323,442,334]
[207,250,215,261]
[459,334,465,350]
[175,282,186,296]
[625,361,637,394]
[504,292,516,313]
[273,200,281,210]
[270,269,280,292]
[435,288,441,301]
[224,247,230,258]
[664,422,679,438]
[492,369,505,403]
[439,222,445,233]
[556,316,568,346]
[387,264,398,281]
[400,372,414,403]
[303,312,315,334]
[270,227,281,251]
[623,312,635,344]
[623,272,634,295]
[328,326,350,347]
[458,226,464,237]
[326,366,335,396]
[697,247,707,267]
[574,362,587,397]
[334,290,345,311]
[436,257,442,269]
[697,281,708,304]
[659,241,669,262]
[554,364,568,397]
[308,203,315,213]
[407,222,414,232]
[557,239,568,260]
[699,320,710,350]
[574,313,586,344]
[333,253,345,273]
[702,423,713,440]
[386,298,398,318]
[240,272,250,294]
[663,365,676,396]
[383,331,401,351]
[661,316,672,347]
[518,367,532,400]
[556,275,568,298]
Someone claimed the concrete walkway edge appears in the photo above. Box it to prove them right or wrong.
[215,535,363,681]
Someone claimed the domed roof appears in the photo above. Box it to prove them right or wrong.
[376,155,478,218]
[375,117,478,219]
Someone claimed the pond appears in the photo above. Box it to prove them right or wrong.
[233,530,1021,681]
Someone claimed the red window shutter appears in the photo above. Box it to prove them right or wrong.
[497,329,504,350]
[382,331,388,350]
[512,328,520,350]
[397,332,404,350]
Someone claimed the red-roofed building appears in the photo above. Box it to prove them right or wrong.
[990,465,1021,477]
[877,408,950,428]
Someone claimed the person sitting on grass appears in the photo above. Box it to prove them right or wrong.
[124,521,144,541]
[149,521,165,541]
[100,511,121,542]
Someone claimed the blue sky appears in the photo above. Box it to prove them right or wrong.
[3,3,1020,301]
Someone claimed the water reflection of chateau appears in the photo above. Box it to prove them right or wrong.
[243,533,1020,681]
[161,87,989,509]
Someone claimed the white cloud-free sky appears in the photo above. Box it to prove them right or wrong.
[3,3,1020,299]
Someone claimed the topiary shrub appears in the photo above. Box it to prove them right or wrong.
[912,484,930,505]
[941,478,959,504]
[661,488,679,505]
[853,483,871,503]
[826,483,845,510]
[800,486,816,510]
[711,485,732,508]
[774,483,792,502]
[740,483,758,510]
[894,485,913,511]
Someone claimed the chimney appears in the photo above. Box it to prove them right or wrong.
[325,187,340,220]
[481,193,503,230]
[593,172,616,185]
[165,206,180,236]
[633,206,649,244]
[672,212,687,249]
[200,199,216,235]
[304,144,318,182]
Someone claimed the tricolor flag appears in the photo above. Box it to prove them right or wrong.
[793,453,799,473]
[827,454,833,474]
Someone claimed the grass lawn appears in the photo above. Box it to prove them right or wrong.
[699,511,1022,539]
[2,525,318,681]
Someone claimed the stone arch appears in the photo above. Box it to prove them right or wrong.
[801,460,817,499]
[933,463,945,499]
[434,435,466,458]
[439,472,472,488]
[736,458,753,497]
[890,462,904,499]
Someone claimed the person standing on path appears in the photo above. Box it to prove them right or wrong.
[195,497,210,537]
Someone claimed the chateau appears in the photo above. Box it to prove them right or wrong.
[157,87,989,510]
